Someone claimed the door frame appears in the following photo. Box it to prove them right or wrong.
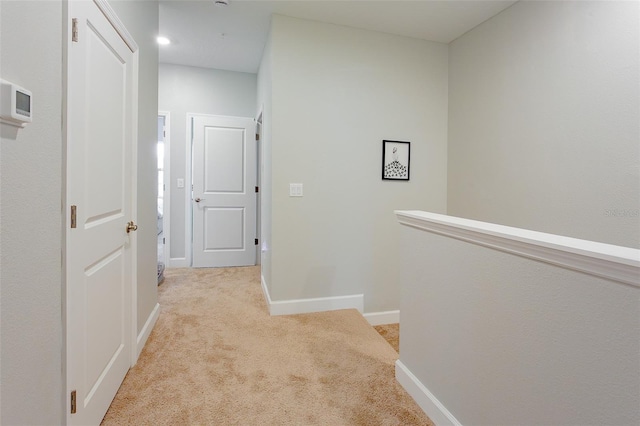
[63,0,139,422]
[158,111,171,268]
[186,112,258,267]
[255,105,263,265]
[185,112,199,267]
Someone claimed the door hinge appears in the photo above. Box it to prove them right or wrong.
[70,390,77,414]
[163,238,165,244]
[72,18,79,43]
[255,238,259,245]
[70,205,77,229]
[255,186,259,193]
[256,133,260,141]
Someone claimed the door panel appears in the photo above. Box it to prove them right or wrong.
[204,207,245,250]
[67,1,136,424]
[204,127,245,192]
[85,249,125,395]
[85,19,126,219]
[192,115,256,267]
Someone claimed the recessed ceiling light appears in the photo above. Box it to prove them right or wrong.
[157,36,171,45]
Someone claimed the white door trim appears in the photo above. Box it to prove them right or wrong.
[255,105,264,266]
[129,48,140,368]
[158,111,171,267]
[185,113,196,267]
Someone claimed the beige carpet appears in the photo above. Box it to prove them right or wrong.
[374,324,400,354]
[102,267,432,425]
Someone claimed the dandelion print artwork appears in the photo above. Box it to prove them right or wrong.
[382,140,410,181]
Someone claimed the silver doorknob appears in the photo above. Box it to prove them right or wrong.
[126,221,138,233]
[195,198,203,203]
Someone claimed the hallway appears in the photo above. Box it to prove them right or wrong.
[102,267,431,425]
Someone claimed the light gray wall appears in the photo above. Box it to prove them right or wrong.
[109,0,159,336]
[158,64,257,262]
[269,15,448,311]
[447,0,640,248]
[0,1,63,423]
[257,31,273,292]
[398,223,640,424]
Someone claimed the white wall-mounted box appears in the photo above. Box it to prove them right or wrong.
[1,79,32,128]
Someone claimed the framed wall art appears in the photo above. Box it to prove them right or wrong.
[382,140,410,181]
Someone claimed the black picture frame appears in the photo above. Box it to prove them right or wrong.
[382,140,410,181]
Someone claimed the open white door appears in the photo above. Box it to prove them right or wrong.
[192,115,256,267]
[65,1,138,424]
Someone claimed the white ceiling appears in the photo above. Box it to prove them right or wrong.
[159,0,517,74]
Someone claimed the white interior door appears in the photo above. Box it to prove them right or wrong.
[66,1,137,424]
[192,115,256,267]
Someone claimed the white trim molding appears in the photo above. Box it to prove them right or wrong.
[158,111,171,268]
[168,257,190,269]
[136,303,160,361]
[261,275,363,316]
[396,361,462,426]
[269,294,364,316]
[260,274,272,309]
[94,0,138,52]
[184,113,195,267]
[395,211,640,287]
[363,310,400,326]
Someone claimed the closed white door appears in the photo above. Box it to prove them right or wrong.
[66,1,137,424]
[192,115,256,267]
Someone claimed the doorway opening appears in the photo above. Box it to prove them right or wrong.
[157,114,167,283]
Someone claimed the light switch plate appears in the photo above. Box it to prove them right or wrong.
[177,178,184,188]
[289,183,303,197]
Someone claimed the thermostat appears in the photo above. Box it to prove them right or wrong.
[1,79,32,128]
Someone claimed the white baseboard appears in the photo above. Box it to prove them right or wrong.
[395,360,462,426]
[136,303,160,360]
[261,275,363,316]
[363,310,400,325]
[167,258,189,268]
[260,274,272,308]
[270,293,364,316]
